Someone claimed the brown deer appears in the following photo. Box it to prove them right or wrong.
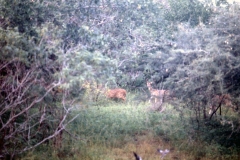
[146,81,171,103]
[146,81,173,112]
[107,88,127,101]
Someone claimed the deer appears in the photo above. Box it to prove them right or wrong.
[146,81,174,112]
[106,88,127,101]
[133,149,170,160]
[146,81,171,103]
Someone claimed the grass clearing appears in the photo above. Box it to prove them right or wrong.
[22,98,240,160]
[63,101,193,160]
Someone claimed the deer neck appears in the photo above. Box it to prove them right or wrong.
[148,85,159,93]
[147,84,155,92]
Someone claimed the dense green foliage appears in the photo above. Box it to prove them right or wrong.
[0,0,240,159]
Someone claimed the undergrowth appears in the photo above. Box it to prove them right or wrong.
[22,95,240,160]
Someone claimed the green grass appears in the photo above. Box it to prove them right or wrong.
[66,102,178,160]
[22,97,240,160]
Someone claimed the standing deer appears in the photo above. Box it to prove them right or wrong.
[106,88,127,101]
[146,82,171,103]
[146,81,173,112]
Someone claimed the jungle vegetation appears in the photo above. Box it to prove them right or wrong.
[0,0,240,159]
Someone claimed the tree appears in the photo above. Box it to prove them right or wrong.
[0,0,56,36]
[164,0,212,26]
[0,0,121,157]
[163,3,240,138]
[0,28,81,158]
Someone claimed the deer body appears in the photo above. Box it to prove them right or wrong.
[146,82,170,103]
[107,88,127,101]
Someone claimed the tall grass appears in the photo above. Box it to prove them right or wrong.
[22,94,240,160]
